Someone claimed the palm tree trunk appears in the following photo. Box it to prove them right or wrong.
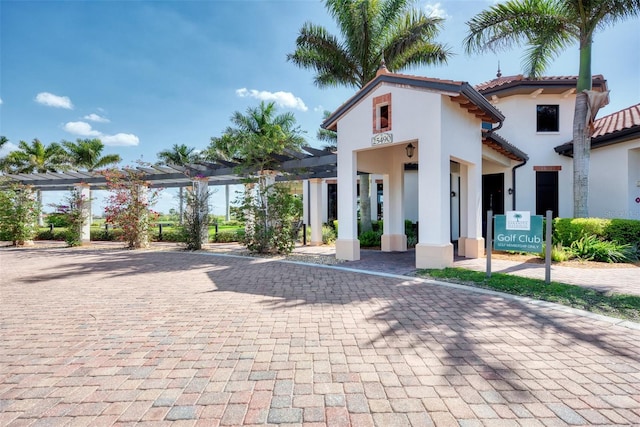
[573,41,593,218]
[572,91,590,218]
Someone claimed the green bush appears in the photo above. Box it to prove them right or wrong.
[90,228,123,241]
[322,224,336,244]
[46,212,70,227]
[553,218,609,246]
[35,228,68,241]
[153,229,184,242]
[569,235,638,263]
[213,229,243,243]
[604,219,640,247]
[358,230,382,247]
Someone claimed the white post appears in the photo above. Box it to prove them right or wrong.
[225,184,230,221]
[193,178,210,244]
[75,183,92,245]
[136,184,150,249]
[336,150,360,260]
[309,178,323,245]
[381,158,406,251]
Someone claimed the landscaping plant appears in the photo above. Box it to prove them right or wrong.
[0,182,40,245]
[102,166,160,249]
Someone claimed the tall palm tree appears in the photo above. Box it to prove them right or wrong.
[157,144,199,224]
[288,0,451,232]
[1,138,68,174]
[463,0,640,218]
[62,138,121,171]
[0,136,8,150]
[207,101,305,173]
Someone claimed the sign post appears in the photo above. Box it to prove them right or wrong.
[490,210,550,282]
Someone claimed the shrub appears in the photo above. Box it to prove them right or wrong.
[0,184,40,245]
[46,212,70,227]
[154,229,184,242]
[213,230,242,243]
[359,230,382,247]
[553,218,609,246]
[322,224,336,244]
[569,235,638,263]
[91,227,122,241]
[604,219,640,247]
[35,228,68,241]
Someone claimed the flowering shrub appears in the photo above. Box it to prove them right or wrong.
[51,188,90,246]
[0,183,40,245]
[102,167,160,249]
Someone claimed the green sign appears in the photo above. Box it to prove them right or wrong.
[494,211,543,253]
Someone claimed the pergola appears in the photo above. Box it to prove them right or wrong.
[3,146,337,191]
[3,147,337,246]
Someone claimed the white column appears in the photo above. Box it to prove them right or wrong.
[457,164,469,256]
[415,139,454,268]
[192,178,210,244]
[75,183,92,244]
[381,159,407,251]
[309,178,323,245]
[135,184,150,249]
[336,150,360,260]
[462,162,484,258]
[302,179,310,226]
[370,175,378,222]
[225,184,230,221]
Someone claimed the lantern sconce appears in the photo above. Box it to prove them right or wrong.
[405,143,415,159]
[508,188,514,195]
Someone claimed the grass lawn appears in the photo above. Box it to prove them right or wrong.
[417,267,640,322]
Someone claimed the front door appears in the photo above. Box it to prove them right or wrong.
[482,173,505,237]
[536,171,558,218]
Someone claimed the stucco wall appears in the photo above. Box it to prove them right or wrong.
[589,140,640,219]
[491,94,575,217]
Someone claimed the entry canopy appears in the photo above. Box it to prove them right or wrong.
[2,146,337,191]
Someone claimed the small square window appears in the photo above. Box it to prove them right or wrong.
[537,105,559,132]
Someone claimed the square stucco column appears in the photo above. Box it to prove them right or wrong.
[74,183,92,244]
[461,162,484,259]
[415,140,454,269]
[192,178,210,244]
[381,159,407,252]
[336,150,360,261]
[309,178,323,245]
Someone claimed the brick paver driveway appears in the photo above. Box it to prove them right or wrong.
[2,248,640,426]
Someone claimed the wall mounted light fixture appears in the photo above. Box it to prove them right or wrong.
[508,188,514,195]
[405,143,415,159]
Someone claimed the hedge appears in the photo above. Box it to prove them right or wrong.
[553,217,640,247]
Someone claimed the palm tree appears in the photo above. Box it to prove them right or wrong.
[317,110,337,152]
[207,101,305,172]
[0,138,69,226]
[157,144,199,224]
[0,136,8,150]
[1,138,68,174]
[62,138,121,171]
[288,0,451,232]
[463,0,640,218]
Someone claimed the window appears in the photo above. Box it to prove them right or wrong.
[536,105,559,132]
[372,93,391,133]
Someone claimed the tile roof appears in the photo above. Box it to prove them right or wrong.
[592,103,640,138]
[554,103,640,156]
[475,74,607,94]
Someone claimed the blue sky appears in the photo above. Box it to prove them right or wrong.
[1,0,639,214]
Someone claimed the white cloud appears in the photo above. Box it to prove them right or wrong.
[0,141,18,157]
[236,88,308,111]
[84,113,110,123]
[63,121,139,146]
[424,2,448,19]
[314,105,325,113]
[35,92,74,109]
[101,133,139,147]
[0,98,3,105]
[63,121,102,137]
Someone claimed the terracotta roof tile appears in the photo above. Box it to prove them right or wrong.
[592,103,640,138]
[475,74,606,92]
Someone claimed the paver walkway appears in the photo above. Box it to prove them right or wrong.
[1,247,640,426]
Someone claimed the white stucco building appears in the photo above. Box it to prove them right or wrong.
[316,67,640,268]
